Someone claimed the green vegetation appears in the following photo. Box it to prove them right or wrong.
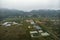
[0,9,60,40]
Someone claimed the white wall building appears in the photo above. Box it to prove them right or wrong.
[41,32,50,36]
[2,22,11,27]
[30,31,39,37]
[2,22,19,27]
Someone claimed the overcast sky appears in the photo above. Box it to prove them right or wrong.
[0,0,60,11]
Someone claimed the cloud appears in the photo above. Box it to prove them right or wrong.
[0,0,60,11]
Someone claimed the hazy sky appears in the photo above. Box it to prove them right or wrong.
[0,0,60,11]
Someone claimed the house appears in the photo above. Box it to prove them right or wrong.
[5,24,11,26]
[38,30,43,33]
[30,31,39,37]
[2,22,11,27]
[2,22,8,25]
[41,32,50,36]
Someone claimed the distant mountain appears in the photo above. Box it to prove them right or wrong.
[0,9,60,20]
[31,10,60,17]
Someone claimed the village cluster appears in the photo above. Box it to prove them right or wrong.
[26,19,50,38]
[2,19,50,38]
[2,22,22,27]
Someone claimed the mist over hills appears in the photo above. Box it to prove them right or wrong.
[0,8,60,20]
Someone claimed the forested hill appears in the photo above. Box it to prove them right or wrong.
[0,9,60,20]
